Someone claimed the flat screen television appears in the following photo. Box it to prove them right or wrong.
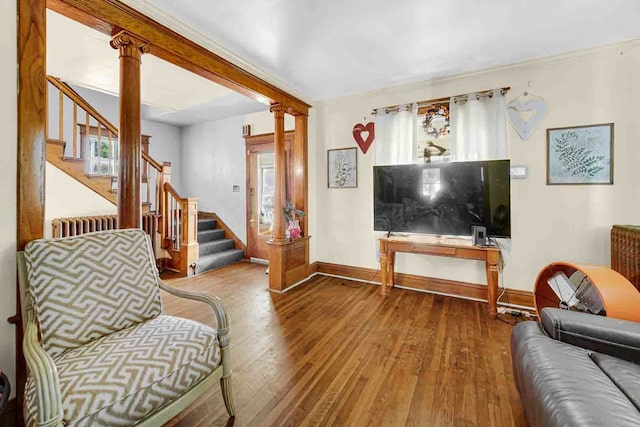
[373,160,510,237]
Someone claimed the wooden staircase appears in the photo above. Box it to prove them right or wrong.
[45,75,199,275]
[196,218,244,275]
[46,138,118,205]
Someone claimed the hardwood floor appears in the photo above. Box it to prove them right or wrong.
[161,262,528,427]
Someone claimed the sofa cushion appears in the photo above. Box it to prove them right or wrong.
[24,229,163,358]
[511,321,640,427]
[25,315,221,427]
[592,353,640,413]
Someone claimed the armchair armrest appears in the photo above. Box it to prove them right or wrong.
[159,281,229,332]
[541,308,640,363]
[23,310,63,427]
[158,281,232,378]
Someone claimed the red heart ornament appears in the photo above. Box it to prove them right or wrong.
[352,122,375,154]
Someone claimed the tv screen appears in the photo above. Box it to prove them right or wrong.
[373,160,510,237]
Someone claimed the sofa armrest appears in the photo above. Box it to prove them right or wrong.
[541,308,640,363]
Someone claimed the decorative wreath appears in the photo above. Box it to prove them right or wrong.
[422,103,450,139]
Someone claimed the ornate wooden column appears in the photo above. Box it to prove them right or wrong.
[267,106,311,292]
[270,104,288,242]
[268,104,289,292]
[293,114,308,236]
[110,31,149,229]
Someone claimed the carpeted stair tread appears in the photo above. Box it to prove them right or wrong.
[198,228,226,243]
[197,218,217,231]
[199,238,236,257]
[195,249,245,274]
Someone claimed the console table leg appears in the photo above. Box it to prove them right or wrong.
[388,251,396,289]
[380,253,388,295]
[487,261,499,319]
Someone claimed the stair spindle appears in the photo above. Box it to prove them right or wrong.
[85,111,90,171]
[73,102,78,158]
[59,90,64,143]
[109,131,114,176]
[97,124,102,174]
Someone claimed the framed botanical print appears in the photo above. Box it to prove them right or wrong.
[547,123,614,185]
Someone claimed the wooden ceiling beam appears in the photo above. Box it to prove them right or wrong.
[47,0,311,116]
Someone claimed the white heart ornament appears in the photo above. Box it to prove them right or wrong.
[507,98,547,141]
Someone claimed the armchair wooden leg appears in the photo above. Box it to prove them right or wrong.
[220,376,236,417]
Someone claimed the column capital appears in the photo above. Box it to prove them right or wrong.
[269,103,287,117]
[110,30,150,60]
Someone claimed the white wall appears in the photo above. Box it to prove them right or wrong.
[0,0,17,398]
[313,41,640,291]
[45,164,117,238]
[181,116,248,242]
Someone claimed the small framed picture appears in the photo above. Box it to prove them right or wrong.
[547,123,614,185]
[328,147,357,188]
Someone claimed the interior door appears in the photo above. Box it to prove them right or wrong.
[247,145,275,260]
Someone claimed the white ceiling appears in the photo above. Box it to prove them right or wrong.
[47,10,267,126]
[144,0,640,101]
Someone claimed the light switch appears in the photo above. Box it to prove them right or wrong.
[233,185,240,192]
[510,165,528,179]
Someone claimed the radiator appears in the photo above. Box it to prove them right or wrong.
[611,225,640,292]
[52,214,159,253]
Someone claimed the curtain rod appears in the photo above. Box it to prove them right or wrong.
[372,86,510,115]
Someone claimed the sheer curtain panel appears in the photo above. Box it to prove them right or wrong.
[449,89,507,161]
[374,104,418,166]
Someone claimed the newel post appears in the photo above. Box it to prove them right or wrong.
[158,162,171,242]
[110,30,149,229]
[181,197,199,275]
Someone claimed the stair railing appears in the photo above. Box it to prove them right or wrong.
[47,76,118,169]
[46,75,199,276]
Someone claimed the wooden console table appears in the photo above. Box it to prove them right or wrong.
[379,235,502,319]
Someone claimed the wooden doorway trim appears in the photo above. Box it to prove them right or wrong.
[14,0,47,422]
[245,131,295,260]
[47,0,311,116]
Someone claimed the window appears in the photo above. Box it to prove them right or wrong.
[417,102,450,163]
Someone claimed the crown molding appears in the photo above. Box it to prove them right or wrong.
[341,38,640,102]
[118,0,314,106]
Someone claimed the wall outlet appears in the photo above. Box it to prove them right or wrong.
[232,185,240,193]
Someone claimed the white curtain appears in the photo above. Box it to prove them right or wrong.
[373,104,417,261]
[449,89,507,161]
[374,104,417,166]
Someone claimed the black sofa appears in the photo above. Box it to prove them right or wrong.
[511,308,640,427]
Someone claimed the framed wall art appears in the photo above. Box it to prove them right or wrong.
[328,147,357,188]
[547,123,613,185]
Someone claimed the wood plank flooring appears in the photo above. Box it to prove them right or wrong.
[161,262,528,427]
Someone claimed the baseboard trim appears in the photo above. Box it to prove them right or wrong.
[270,272,320,294]
[314,261,534,309]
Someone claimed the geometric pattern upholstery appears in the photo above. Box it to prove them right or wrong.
[24,229,162,358]
[25,315,221,427]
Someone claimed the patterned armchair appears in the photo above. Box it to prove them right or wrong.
[17,229,235,426]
